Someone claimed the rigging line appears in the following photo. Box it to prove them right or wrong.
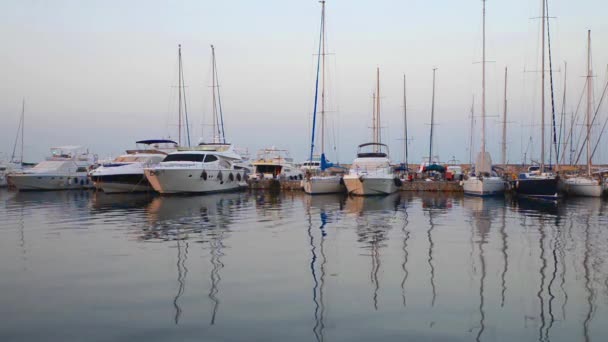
[558,62,567,164]
[308,1,324,163]
[559,76,587,164]
[587,78,608,161]
[545,0,559,167]
[10,100,24,163]
[213,47,227,143]
[180,52,191,147]
[575,78,608,164]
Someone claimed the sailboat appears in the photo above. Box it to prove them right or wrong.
[564,30,602,197]
[343,68,400,196]
[144,45,245,194]
[302,0,345,194]
[463,0,505,196]
[512,0,559,200]
[1,100,26,187]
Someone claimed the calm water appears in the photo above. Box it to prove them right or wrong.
[1,189,608,342]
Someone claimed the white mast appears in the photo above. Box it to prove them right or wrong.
[376,67,381,151]
[469,95,475,166]
[372,91,376,144]
[20,99,24,164]
[403,74,408,166]
[502,67,508,167]
[481,0,487,170]
[586,30,592,177]
[428,68,437,164]
[211,45,218,143]
[178,44,183,146]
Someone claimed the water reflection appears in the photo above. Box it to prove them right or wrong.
[400,195,412,307]
[346,194,400,311]
[422,194,453,308]
[173,231,188,325]
[2,189,608,341]
[500,205,508,307]
[464,198,508,341]
[583,211,594,342]
[144,194,247,325]
[304,194,345,342]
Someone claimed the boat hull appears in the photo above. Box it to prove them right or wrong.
[90,173,152,193]
[144,168,245,194]
[343,175,398,196]
[564,177,602,197]
[512,177,560,199]
[302,175,345,194]
[8,173,93,191]
[463,177,505,196]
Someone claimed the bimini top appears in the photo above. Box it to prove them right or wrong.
[357,142,389,158]
[135,139,178,145]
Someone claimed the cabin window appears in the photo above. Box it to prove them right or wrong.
[76,167,87,172]
[163,154,206,162]
[204,155,218,163]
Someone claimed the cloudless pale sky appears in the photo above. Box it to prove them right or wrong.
[1,0,607,164]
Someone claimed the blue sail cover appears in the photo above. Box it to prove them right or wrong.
[320,153,334,171]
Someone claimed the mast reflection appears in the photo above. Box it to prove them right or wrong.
[401,198,411,307]
[305,195,340,342]
[500,206,508,307]
[346,194,400,311]
[464,197,497,342]
[173,234,189,325]
[143,193,245,325]
[582,214,594,342]
[421,194,450,307]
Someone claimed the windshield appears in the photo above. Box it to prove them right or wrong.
[163,154,206,162]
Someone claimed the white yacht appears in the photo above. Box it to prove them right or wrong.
[563,31,602,198]
[8,146,97,191]
[251,147,303,180]
[462,0,505,196]
[564,176,602,197]
[343,143,399,196]
[343,68,399,196]
[463,152,505,196]
[0,161,22,187]
[301,1,345,195]
[144,143,245,194]
[89,139,177,193]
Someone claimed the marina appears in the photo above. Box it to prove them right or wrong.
[2,0,608,340]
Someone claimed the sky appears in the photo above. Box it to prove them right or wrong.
[1,0,607,165]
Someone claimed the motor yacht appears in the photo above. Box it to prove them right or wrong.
[144,143,246,194]
[343,143,400,196]
[89,139,177,193]
[8,146,97,191]
[251,147,302,180]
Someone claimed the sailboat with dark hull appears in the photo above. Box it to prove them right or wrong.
[512,0,559,200]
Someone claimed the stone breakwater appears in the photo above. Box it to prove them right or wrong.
[399,180,463,192]
[247,179,463,192]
